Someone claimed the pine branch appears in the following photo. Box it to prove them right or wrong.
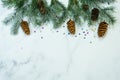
[67,0,81,25]
[100,8,116,24]
[93,2,116,25]
[11,21,20,35]
[49,0,67,28]
[1,0,116,35]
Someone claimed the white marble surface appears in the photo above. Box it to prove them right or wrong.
[0,0,120,80]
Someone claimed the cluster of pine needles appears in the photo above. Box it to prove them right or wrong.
[1,0,116,35]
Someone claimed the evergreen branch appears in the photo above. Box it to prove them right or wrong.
[49,0,67,28]
[3,14,14,25]
[67,0,81,24]
[94,2,116,24]
[100,9,116,24]
[1,0,116,35]
[11,21,20,35]
[1,0,15,8]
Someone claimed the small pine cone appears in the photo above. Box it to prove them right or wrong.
[21,20,30,35]
[67,19,76,35]
[82,4,89,11]
[38,0,46,14]
[91,8,99,21]
[97,21,108,37]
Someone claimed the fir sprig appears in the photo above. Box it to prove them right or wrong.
[1,0,116,35]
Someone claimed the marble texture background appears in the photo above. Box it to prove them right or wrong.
[0,0,120,80]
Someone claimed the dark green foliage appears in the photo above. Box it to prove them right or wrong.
[1,0,116,34]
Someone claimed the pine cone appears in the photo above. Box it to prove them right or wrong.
[97,21,108,37]
[91,8,99,21]
[38,0,46,14]
[67,19,76,35]
[21,20,30,35]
